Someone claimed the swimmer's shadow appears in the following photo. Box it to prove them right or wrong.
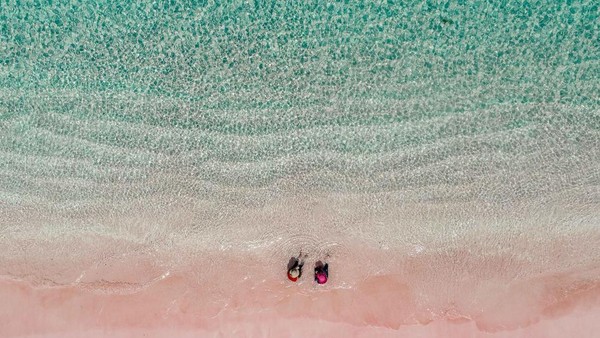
[288,252,307,270]
[287,257,298,270]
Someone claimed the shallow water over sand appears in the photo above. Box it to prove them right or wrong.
[2,193,600,336]
[1,0,600,337]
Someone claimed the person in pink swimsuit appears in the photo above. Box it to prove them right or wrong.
[314,261,329,284]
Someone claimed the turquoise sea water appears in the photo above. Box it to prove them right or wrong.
[0,0,598,226]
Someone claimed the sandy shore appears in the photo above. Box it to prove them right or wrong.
[2,241,600,338]
[1,194,599,337]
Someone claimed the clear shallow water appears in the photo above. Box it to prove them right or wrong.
[1,0,598,210]
[0,0,600,336]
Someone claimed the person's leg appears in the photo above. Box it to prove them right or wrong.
[324,263,329,277]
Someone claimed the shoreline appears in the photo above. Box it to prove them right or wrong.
[2,196,599,336]
[2,244,600,337]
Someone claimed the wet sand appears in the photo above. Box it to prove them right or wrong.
[2,193,600,337]
[2,254,600,338]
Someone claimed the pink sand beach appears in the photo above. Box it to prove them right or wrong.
[2,194,599,337]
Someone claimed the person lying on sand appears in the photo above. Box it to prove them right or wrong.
[314,261,329,284]
[287,253,306,282]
